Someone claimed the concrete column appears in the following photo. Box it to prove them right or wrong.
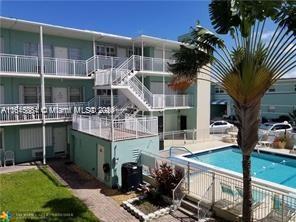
[196,67,211,141]
[40,26,46,164]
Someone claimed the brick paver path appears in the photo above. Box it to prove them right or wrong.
[48,159,196,222]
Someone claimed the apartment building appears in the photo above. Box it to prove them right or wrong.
[0,17,206,187]
[211,78,296,120]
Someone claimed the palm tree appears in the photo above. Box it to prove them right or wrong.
[169,1,295,221]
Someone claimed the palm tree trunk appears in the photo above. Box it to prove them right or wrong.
[234,100,261,222]
[242,154,252,221]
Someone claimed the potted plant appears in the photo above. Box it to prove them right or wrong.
[273,134,287,149]
[285,133,296,150]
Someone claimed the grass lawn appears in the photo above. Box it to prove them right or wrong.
[0,168,99,222]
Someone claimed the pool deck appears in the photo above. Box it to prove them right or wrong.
[162,139,296,158]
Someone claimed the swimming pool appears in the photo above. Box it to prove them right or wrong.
[182,146,296,190]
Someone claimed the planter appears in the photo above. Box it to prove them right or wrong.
[122,195,174,222]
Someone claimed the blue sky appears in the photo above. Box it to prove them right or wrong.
[1,1,213,40]
[1,0,295,77]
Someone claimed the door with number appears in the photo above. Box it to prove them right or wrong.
[53,127,67,154]
[97,145,105,182]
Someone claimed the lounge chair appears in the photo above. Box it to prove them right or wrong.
[215,182,239,209]
[258,134,274,148]
[4,151,15,166]
[260,195,296,222]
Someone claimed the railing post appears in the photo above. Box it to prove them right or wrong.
[111,57,114,69]
[88,116,91,132]
[56,104,59,119]
[55,58,58,75]
[187,162,190,194]
[15,56,18,72]
[281,195,284,222]
[174,95,176,107]
[86,60,88,75]
[79,115,82,130]
[211,172,215,209]
[135,119,138,138]
[152,58,154,71]
[94,56,96,71]
[73,60,76,76]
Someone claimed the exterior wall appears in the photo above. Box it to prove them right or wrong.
[111,136,159,187]
[0,28,93,59]
[70,130,159,187]
[2,122,70,163]
[211,79,296,120]
[70,130,112,185]
[1,77,94,104]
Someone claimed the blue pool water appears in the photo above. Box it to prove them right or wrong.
[185,146,296,189]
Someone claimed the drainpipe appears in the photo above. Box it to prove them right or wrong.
[40,25,46,165]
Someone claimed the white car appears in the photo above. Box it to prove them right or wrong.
[258,122,293,137]
[210,121,234,133]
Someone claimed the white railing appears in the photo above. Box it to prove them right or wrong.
[142,56,175,72]
[72,115,158,141]
[43,57,87,76]
[140,151,296,222]
[0,53,39,73]
[0,102,87,123]
[152,94,193,108]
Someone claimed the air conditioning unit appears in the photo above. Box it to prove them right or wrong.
[32,149,43,159]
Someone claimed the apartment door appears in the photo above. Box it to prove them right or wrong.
[117,47,126,58]
[180,115,187,130]
[97,145,105,182]
[52,87,68,103]
[53,126,67,154]
[54,46,68,74]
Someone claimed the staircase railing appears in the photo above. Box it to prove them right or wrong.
[197,182,213,219]
[172,173,188,210]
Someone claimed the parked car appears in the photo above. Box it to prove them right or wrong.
[258,121,293,137]
[210,121,234,134]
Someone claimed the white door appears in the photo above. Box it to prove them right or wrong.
[53,127,67,153]
[54,46,68,74]
[52,87,68,103]
[97,145,105,181]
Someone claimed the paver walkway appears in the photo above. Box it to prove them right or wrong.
[48,159,196,222]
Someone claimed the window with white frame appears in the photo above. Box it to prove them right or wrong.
[128,47,141,56]
[20,127,52,149]
[70,87,83,102]
[69,48,81,60]
[96,45,115,56]
[0,129,4,150]
[215,86,224,94]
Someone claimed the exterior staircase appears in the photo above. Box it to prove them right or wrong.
[178,195,214,221]
[94,55,192,112]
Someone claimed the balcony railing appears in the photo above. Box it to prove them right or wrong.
[72,115,158,141]
[152,94,194,108]
[0,102,87,124]
[0,53,175,77]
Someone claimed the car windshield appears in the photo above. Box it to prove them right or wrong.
[259,123,273,130]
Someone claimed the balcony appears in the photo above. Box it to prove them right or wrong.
[0,53,175,78]
[72,115,158,141]
[0,102,87,125]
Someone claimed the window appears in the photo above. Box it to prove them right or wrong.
[20,127,52,149]
[70,87,82,102]
[215,87,224,94]
[69,48,81,60]
[0,85,4,104]
[0,128,4,149]
[23,86,52,104]
[24,43,53,57]
[0,37,4,53]
[268,87,276,92]
[128,47,141,56]
[24,86,38,103]
[96,89,117,96]
[294,84,296,92]
[96,45,115,56]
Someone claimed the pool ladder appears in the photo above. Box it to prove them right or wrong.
[169,146,199,159]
